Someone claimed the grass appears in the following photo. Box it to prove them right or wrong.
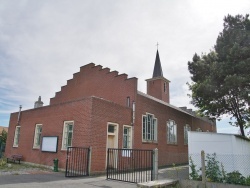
[0,157,51,173]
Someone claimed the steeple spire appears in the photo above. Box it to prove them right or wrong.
[146,48,170,103]
[152,50,163,78]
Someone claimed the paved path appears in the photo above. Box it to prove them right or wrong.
[0,165,189,187]
[0,173,137,188]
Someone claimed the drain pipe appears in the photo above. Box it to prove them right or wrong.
[132,101,135,149]
[17,105,22,125]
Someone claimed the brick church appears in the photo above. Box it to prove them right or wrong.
[6,50,216,173]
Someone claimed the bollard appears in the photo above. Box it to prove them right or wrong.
[53,158,59,172]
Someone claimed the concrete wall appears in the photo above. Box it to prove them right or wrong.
[179,179,249,188]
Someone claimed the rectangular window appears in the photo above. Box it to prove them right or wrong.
[62,121,74,150]
[13,126,21,147]
[123,126,132,149]
[184,124,191,145]
[167,120,177,144]
[33,124,42,148]
[142,113,157,142]
[108,124,115,133]
[127,97,130,107]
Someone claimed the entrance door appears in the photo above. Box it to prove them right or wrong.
[108,135,115,148]
[106,123,118,168]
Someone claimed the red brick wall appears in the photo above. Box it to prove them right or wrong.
[147,78,170,103]
[134,93,215,166]
[50,63,138,108]
[89,97,132,173]
[5,96,132,173]
[5,98,93,169]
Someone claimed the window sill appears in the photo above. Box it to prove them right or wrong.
[12,145,18,148]
[142,140,158,144]
[167,143,178,146]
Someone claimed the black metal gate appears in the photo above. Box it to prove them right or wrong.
[65,147,90,177]
[106,148,153,183]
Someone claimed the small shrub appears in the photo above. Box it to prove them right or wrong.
[0,158,7,167]
[220,163,227,183]
[205,153,223,182]
[245,176,250,186]
[189,156,201,180]
[225,171,246,185]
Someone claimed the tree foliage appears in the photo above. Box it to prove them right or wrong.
[0,129,7,144]
[188,14,250,137]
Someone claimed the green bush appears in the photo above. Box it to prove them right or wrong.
[189,156,201,180]
[205,153,223,182]
[245,176,250,186]
[225,171,246,185]
[0,158,7,167]
[189,153,250,186]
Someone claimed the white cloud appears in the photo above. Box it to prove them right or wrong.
[0,0,249,131]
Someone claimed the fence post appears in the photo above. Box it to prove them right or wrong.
[88,147,92,176]
[152,148,158,181]
[201,150,206,187]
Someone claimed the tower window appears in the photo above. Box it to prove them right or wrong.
[164,82,167,93]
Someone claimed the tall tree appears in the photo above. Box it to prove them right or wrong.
[188,14,250,137]
[1,129,7,144]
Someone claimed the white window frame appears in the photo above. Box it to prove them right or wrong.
[61,121,74,150]
[33,124,42,149]
[167,120,177,144]
[13,126,21,147]
[184,124,191,145]
[142,113,157,142]
[123,125,132,149]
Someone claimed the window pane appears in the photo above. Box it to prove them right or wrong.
[123,135,128,148]
[143,116,146,140]
[108,125,115,133]
[68,124,73,131]
[124,128,128,134]
[142,114,157,142]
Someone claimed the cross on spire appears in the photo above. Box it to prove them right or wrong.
[156,42,159,50]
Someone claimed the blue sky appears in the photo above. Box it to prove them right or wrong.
[0,0,249,135]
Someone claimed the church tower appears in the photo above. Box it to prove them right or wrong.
[146,50,170,103]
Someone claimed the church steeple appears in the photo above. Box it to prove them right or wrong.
[146,49,170,103]
[152,50,163,78]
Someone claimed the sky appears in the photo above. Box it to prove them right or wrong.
[0,0,249,135]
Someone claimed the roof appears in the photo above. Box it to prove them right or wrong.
[137,91,215,125]
[152,50,163,78]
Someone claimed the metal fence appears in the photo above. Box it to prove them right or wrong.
[106,148,154,183]
[189,152,250,179]
[65,147,90,177]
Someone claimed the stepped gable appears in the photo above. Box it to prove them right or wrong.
[50,63,138,107]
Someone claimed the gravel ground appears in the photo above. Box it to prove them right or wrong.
[0,163,55,176]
